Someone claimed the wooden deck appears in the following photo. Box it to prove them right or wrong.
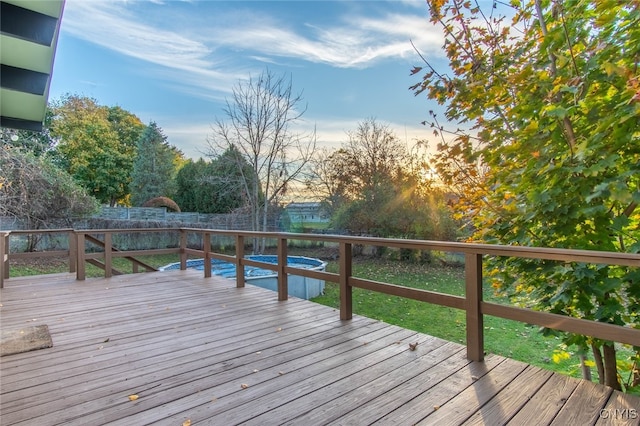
[1,271,638,425]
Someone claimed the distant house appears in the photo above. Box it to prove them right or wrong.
[285,202,330,224]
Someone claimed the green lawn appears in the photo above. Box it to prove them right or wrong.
[7,254,181,278]
[311,258,585,379]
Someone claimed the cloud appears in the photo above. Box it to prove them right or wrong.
[160,120,213,159]
[208,9,443,68]
[352,13,443,55]
[62,1,442,77]
[61,1,237,96]
[63,2,209,69]
[58,1,444,115]
[153,110,438,161]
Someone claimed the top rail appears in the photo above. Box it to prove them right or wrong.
[178,228,640,267]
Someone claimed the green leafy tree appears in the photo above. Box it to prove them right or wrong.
[174,159,208,212]
[208,145,257,213]
[49,95,145,206]
[0,146,98,243]
[412,0,640,390]
[174,147,256,214]
[129,122,181,206]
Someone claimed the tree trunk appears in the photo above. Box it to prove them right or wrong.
[602,343,622,390]
[27,234,38,252]
[252,174,262,254]
[579,353,592,381]
[261,202,268,254]
[592,343,605,385]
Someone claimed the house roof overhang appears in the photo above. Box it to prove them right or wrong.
[0,0,65,131]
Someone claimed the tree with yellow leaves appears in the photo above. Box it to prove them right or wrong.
[413,0,639,390]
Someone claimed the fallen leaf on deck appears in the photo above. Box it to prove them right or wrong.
[278,371,285,375]
[253,369,259,373]
[128,394,139,401]
[241,383,249,389]
[183,420,191,426]
[471,375,479,380]
[276,327,282,332]
[103,338,110,343]
[409,342,418,351]
[433,405,440,410]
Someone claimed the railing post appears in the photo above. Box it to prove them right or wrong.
[465,253,484,361]
[277,237,288,301]
[236,235,245,288]
[76,232,86,281]
[203,232,211,278]
[68,230,77,273]
[0,232,8,288]
[104,232,112,278]
[131,230,138,273]
[339,241,353,320]
[180,229,187,270]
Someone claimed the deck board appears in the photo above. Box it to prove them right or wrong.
[276,341,468,425]
[1,270,639,425]
[507,372,579,425]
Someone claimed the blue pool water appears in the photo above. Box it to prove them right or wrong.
[159,255,324,278]
[159,255,327,299]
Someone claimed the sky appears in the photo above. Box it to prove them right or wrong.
[49,0,452,159]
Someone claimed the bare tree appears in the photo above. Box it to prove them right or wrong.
[0,145,98,249]
[344,118,410,198]
[306,147,352,217]
[209,69,316,252]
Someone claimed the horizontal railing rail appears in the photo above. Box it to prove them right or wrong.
[0,229,77,288]
[74,228,181,279]
[0,227,638,362]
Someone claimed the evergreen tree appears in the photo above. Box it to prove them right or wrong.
[129,122,178,207]
[174,159,213,212]
[174,147,256,214]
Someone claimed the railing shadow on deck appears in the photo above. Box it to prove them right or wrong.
[1,227,639,364]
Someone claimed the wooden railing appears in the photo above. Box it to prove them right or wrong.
[1,228,639,362]
[74,230,161,278]
[1,229,77,288]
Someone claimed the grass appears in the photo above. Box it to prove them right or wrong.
[7,254,181,278]
[311,257,590,380]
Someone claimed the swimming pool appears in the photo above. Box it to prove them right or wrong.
[159,255,327,299]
